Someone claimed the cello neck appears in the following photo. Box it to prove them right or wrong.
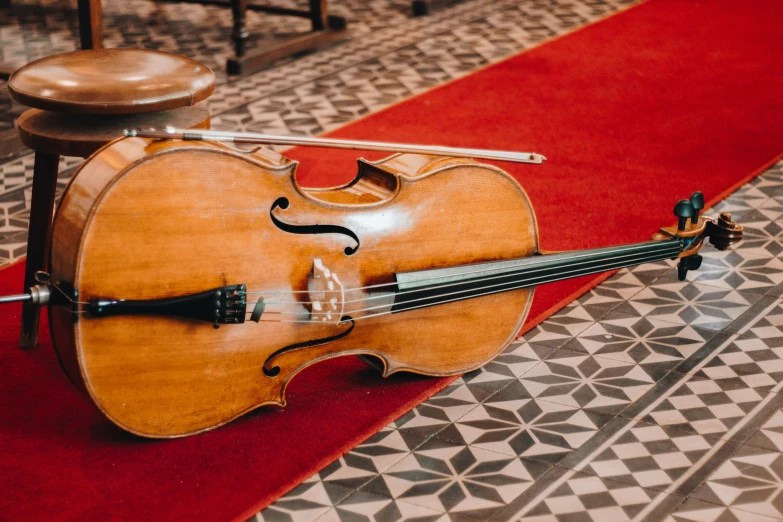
[390,239,682,313]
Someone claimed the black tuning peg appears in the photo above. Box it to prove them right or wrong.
[677,254,703,281]
[673,199,695,231]
[690,191,704,224]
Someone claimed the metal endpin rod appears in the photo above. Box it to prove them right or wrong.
[0,284,50,306]
[125,128,547,165]
[0,293,31,304]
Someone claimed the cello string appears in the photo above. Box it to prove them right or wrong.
[253,250,675,322]
[250,246,681,308]
[59,242,679,314]
[241,240,681,296]
[244,242,681,307]
[254,252,672,324]
[294,250,675,318]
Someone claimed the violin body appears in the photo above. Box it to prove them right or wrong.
[50,138,538,438]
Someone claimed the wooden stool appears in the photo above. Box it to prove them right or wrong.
[8,48,215,349]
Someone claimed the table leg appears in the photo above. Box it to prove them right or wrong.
[77,0,103,50]
[309,0,327,31]
[231,0,249,59]
[0,0,15,77]
[20,152,60,350]
[412,0,462,16]
[226,0,346,75]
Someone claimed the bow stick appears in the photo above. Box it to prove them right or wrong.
[125,128,547,165]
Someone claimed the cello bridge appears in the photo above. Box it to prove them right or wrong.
[307,259,345,323]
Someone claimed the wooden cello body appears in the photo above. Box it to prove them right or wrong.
[50,137,538,438]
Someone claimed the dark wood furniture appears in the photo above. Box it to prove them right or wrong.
[412,0,462,16]
[7,49,215,349]
[156,0,347,75]
[1,0,345,77]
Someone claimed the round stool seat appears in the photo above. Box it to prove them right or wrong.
[16,105,211,158]
[8,49,215,115]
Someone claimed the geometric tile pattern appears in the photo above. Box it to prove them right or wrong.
[448,392,614,463]
[574,419,737,493]
[665,496,783,522]
[517,349,664,415]
[663,249,783,294]
[523,468,677,522]
[522,302,598,348]
[637,372,773,442]
[358,438,551,515]
[746,410,783,453]
[690,336,783,396]
[614,281,762,331]
[691,444,783,520]
[562,313,714,373]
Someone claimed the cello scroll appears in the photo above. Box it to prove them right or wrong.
[652,191,743,280]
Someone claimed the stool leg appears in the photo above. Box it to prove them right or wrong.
[20,152,60,350]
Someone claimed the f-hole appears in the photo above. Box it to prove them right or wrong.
[263,317,355,377]
[270,197,360,255]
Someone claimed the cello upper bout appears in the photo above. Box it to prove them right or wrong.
[303,153,484,206]
[304,158,400,205]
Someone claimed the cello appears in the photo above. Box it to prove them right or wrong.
[2,129,742,438]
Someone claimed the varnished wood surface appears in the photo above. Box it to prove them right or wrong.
[49,138,538,437]
[8,49,215,114]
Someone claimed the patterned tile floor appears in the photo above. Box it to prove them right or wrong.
[1,1,781,521]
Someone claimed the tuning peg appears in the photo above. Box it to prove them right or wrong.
[673,199,695,231]
[690,191,704,224]
[677,254,703,281]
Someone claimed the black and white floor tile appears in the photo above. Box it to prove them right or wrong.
[445,390,614,463]
[691,444,783,520]
[517,348,665,415]
[521,467,680,522]
[746,411,783,454]
[358,438,551,515]
[665,496,783,522]
[1,1,782,521]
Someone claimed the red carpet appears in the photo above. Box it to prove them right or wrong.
[3,0,783,519]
